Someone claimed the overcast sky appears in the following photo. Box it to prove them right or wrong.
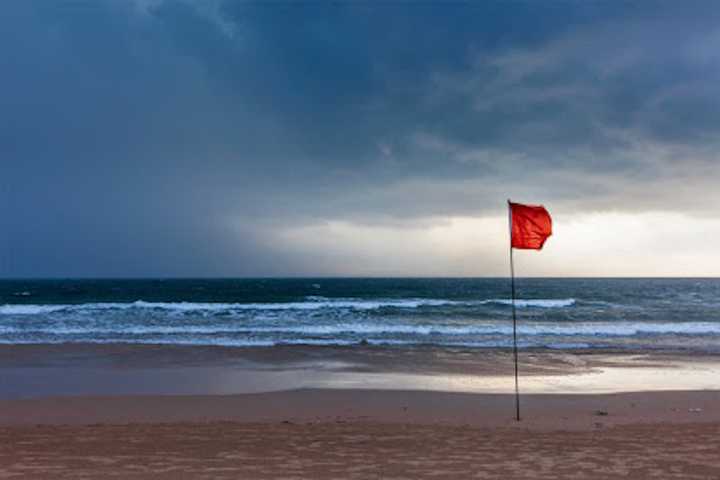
[2,0,720,277]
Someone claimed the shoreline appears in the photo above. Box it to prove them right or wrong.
[2,343,720,423]
[1,343,719,399]
[3,344,720,478]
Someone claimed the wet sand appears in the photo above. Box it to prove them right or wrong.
[2,343,719,398]
[1,344,720,478]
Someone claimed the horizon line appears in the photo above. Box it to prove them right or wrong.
[1,276,719,281]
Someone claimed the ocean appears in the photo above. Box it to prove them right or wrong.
[1,278,719,352]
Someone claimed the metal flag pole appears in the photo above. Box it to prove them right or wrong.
[508,200,521,422]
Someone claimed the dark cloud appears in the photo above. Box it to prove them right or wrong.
[1,0,719,276]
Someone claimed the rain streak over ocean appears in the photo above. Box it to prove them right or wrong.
[1,278,719,351]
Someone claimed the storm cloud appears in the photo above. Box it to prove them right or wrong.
[2,1,720,276]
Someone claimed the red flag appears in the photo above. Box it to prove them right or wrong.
[509,201,552,250]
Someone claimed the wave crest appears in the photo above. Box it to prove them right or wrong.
[0,297,576,315]
[2,321,718,336]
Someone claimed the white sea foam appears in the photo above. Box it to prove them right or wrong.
[0,334,712,350]
[0,304,69,315]
[0,297,576,315]
[2,321,719,337]
[479,298,576,308]
[0,338,624,349]
[0,338,531,348]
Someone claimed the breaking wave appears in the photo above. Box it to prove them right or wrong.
[1,321,718,337]
[1,278,717,351]
[0,297,575,315]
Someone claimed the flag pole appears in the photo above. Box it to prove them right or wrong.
[508,200,521,422]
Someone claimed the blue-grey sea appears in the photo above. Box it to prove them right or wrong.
[1,278,719,352]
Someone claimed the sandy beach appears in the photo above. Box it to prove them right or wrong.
[1,344,719,478]
[1,400,719,479]
[6,0,720,474]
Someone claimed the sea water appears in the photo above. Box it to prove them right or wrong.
[0,278,719,351]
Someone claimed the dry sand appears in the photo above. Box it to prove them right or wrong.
[2,389,720,479]
[2,421,719,479]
